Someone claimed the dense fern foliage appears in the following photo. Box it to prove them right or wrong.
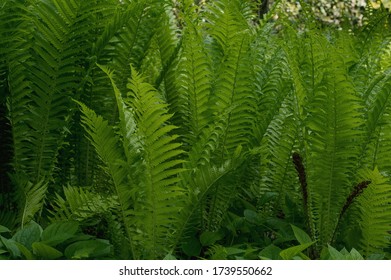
[1,0,391,260]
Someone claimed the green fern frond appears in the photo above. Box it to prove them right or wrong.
[11,174,48,227]
[183,110,240,235]
[75,99,136,257]
[177,20,212,147]
[109,0,166,91]
[152,15,182,129]
[3,0,105,227]
[174,1,259,239]
[94,65,185,258]
[253,46,291,142]
[202,1,258,159]
[0,1,32,211]
[49,186,118,222]
[356,168,391,256]
[305,39,363,247]
[174,153,244,252]
[210,33,257,158]
[259,94,301,211]
[122,67,186,258]
[361,71,391,170]
[98,65,140,169]
[148,4,180,88]
[76,100,129,193]
[249,27,298,211]
[77,63,187,258]
[66,2,125,187]
[205,0,252,59]
[187,108,231,168]
[283,28,329,117]
[7,0,98,186]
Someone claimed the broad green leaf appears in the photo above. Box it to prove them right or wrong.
[244,209,263,225]
[327,245,345,260]
[64,240,111,260]
[0,225,10,233]
[163,253,177,260]
[0,236,21,258]
[367,253,385,260]
[346,248,364,260]
[16,243,34,260]
[32,242,63,259]
[182,236,201,257]
[12,221,42,250]
[327,246,364,260]
[200,231,223,246]
[41,221,79,246]
[259,244,282,260]
[291,224,312,245]
[225,247,247,256]
[279,242,315,260]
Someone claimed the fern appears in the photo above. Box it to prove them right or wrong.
[259,94,301,216]
[151,10,182,128]
[177,19,212,147]
[49,186,117,222]
[123,67,186,259]
[253,43,291,142]
[176,0,260,243]
[206,0,258,161]
[108,0,166,91]
[252,27,299,205]
[11,174,48,227]
[0,0,17,214]
[173,151,245,254]
[15,0,84,181]
[59,0,166,189]
[1,0,97,226]
[359,66,391,172]
[303,33,364,248]
[76,99,135,257]
[356,168,391,256]
[3,0,391,260]
[77,65,186,259]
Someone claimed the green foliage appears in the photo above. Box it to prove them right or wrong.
[322,245,365,260]
[1,0,391,260]
[73,65,186,259]
[355,168,391,256]
[0,220,112,260]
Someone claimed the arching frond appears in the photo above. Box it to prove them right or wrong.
[304,37,363,247]
[122,67,186,258]
[177,19,212,147]
[173,152,244,253]
[12,175,48,227]
[76,99,135,257]
[49,186,118,222]
[356,168,391,256]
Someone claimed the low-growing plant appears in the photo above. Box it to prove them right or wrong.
[0,221,112,260]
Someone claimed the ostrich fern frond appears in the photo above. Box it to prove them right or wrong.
[304,35,364,248]
[177,19,212,147]
[78,65,186,259]
[356,168,391,257]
